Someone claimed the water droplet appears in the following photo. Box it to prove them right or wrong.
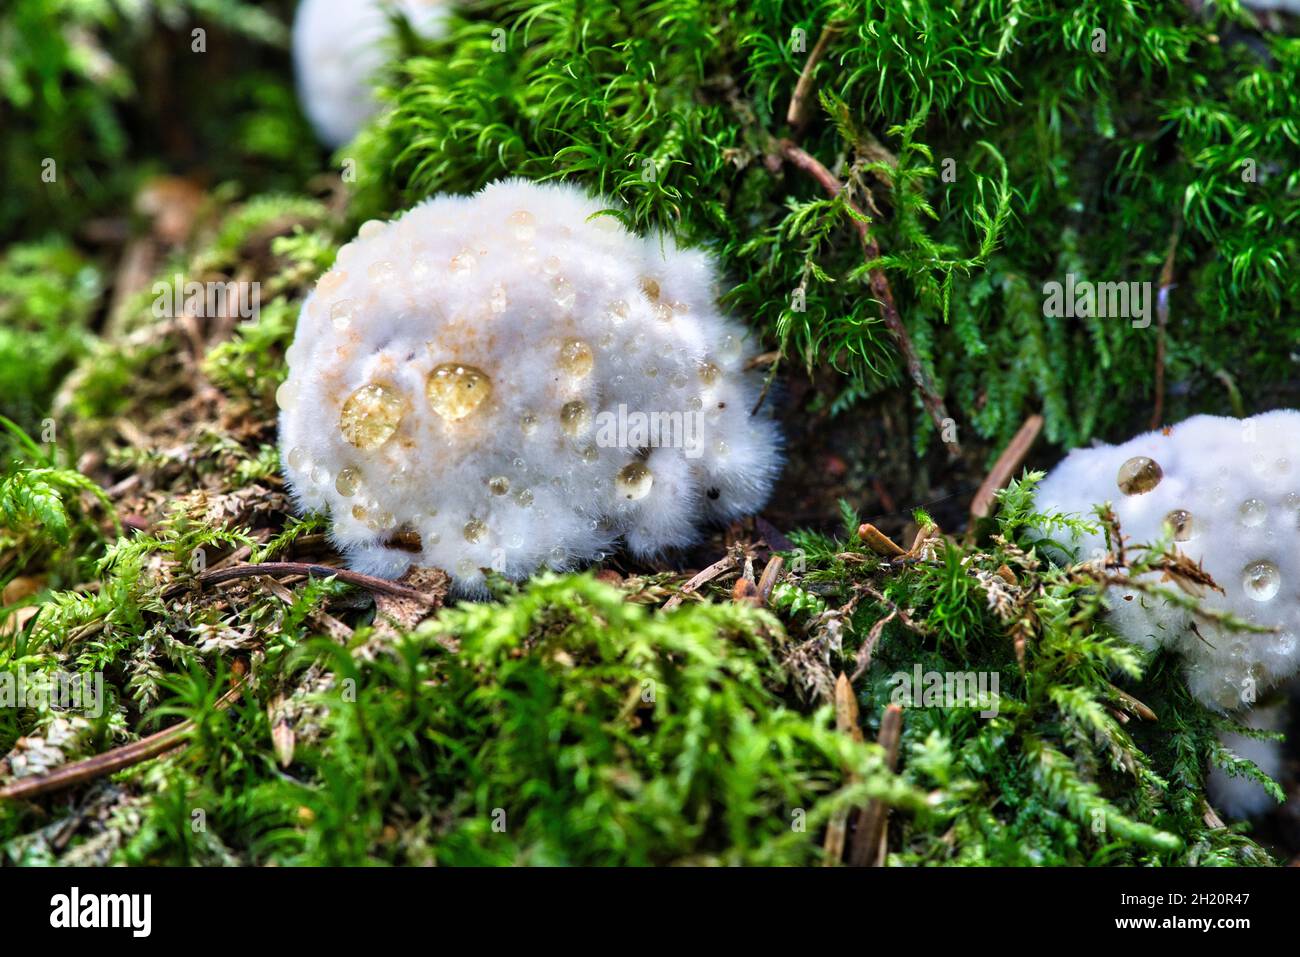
[697,361,721,386]
[509,209,536,240]
[367,260,395,284]
[515,488,534,507]
[449,251,475,276]
[376,510,396,530]
[275,380,299,411]
[1278,632,1298,656]
[1242,559,1280,601]
[1116,456,1162,495]
[489,283,508,314]
[669,373,687,389]
[456,558,475,576]
[580,443,599,464]
[335,468,360,497]
[542,256,562,276]
[358,219,386,239]
[1239,498,1267,527]
[606,299,629,322]
[425,529,442,545]
[643,365,658,378]
[559,339,593,379]
[549,546,566,563]
[638,276,660,301]
[463,518,487,544]
[426,363,492,421]
[713,439,730,457]
[310,465,329,486]
[652,302,673,322]
[317,271,347,299]
[340,383,406,449]
[719,334,742,360]
[616,462,653,500]
[671,301,689,315]
[520,410,539,436]
[351,503,368,521]
[488,476,510,495]
[1164,509,1194,541]
[686,395,703,412]
[330,299,356,331]
[552,276,576,310]
[560,400,591,436]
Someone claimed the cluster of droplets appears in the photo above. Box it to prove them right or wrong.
[1114,453,1285,610]
[277,178,780,592]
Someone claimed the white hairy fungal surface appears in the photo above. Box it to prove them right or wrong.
[277,178,782,593]
[292,0,447,148]
[1032,410,1300,713]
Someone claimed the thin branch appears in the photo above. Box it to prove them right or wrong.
[0,680,246,802]
[1151,217,1182,430]
[663,554,738,610]
[777,139,960,457]
[197,561,435,603]
[847,702,903,867]
[787,21,844,129]
[969,413,1044,521]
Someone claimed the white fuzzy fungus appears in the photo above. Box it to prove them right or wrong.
[278,178,782,593]
[1034,411,1300,815]
[292,0,447,148]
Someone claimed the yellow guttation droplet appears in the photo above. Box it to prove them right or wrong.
[560,400,591,436]
[426,363,493,422]
[616,462,654,501]
[509,209,536,240]
[488,476,510,495]
[559,339,594,379]
[335,467,360,497]
[330,299,356,331]
[463,518,487,543]
[339,383,406,449]
[697,361,721,386]
[1116,456,1162,495]
[638,276,661,301]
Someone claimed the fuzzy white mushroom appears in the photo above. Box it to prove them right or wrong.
[1033,411,1300,815]
[292,0,447,148]
[277,178,782,593]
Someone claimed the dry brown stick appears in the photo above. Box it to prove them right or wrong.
[823,672,864,865]
[778,139,959,457]
[0,680,247,802]
[847,703,904,867]
[663,554,738,610]
[787,21,844,128]
[1150,218,1182,431]
[969,413,1045,521]
[755,555,784,603]
[197,562,434,603]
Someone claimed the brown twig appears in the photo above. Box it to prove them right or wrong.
[0,680,246,802]
[777,139,960,457]
[197,562,435,603]
[663,554,738,610]
[1150,218,1182,431]
[823,671,864,865]
[787,21,844,128]
[969,413,1045,521]
[847,703,903,867]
